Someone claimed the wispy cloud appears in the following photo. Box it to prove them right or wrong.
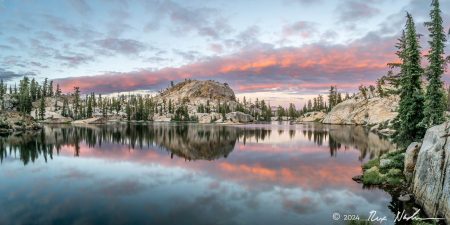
[54,32,397,94]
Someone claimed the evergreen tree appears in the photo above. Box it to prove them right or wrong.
[288,103,297,120]
[359,85,368,100]
[328,86,335,110]
[422,0,446,127]
[393,13,426,147]
[54,98,58,112]
[0,79,4,110]
[48,81,54,97]
[56,84,62,97]
[42,78,48,97]
[73,87,80,119]
[18,77,32,114]
[62,98,68,117]
[87,96,93,118]
[276,106,285,121]
[126,100,131,121]
[39,97,46,120]
[30,78,38,101]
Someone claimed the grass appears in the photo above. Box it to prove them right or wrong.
[362,167,384,185]
[380,151,405,174]
[361,151,406,186]
[363,158,380,170]
[385,168,404,185]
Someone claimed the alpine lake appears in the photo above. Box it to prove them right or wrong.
[0,122,416,225]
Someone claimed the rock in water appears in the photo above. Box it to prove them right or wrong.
[226,112,254,123]
[398,194,411,202]
[352,175,363,183]
[412,122,450,223]
[404,142,421,183]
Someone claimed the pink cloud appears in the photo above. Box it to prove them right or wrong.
[54,36,398,94]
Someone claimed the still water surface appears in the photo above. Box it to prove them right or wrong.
[0,122,400,225]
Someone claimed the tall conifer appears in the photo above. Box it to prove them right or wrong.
[393,13,426,147]
[422,0,446,127]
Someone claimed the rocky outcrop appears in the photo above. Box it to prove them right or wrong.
[322,95,398,127]
[0,111,41,134]
[72,117,109,124]
[412,123,450,223]
[158,80,236,104]
[404,142,421,183]
[197,113,221,123]
[152,114,172,122]
[226,112,254,123]
[297,111,326,122]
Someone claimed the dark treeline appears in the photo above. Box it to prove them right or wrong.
[0,124,273,164]
[0,123,394,165]
[0,78,60,119]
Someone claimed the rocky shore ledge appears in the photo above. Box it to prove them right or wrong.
[355,123,450,224]
[0,111,41,134]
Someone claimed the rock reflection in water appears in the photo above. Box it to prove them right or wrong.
[0,122,395,165]
[300,123,395,160]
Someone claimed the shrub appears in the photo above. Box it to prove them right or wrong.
[363,158,380,170]
[362,167,384,185]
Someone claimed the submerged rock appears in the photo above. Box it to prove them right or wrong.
[412,122,450,223]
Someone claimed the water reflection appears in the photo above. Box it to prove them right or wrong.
[0,122,399,225]
[0,122,394,165]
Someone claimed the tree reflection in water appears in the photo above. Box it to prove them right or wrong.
[0,122,395,165]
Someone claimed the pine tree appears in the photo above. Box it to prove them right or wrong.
[62,98,68,117]
[56,84,62,97]
[288,103,297,119]
[126,100,131,121]
[39,97,46,120]
[393,13,426,147]
[422,0,446,127]
[42,78,48,97]
[328,86,335,110]
[276,106,284,121]
[0,79,4,110]
[87,96,93,118]
[48,81,54,97]
[30,78,38,101]
[18,77,32,114]
[73,87,80,119]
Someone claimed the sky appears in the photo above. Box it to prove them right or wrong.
[1,0,450,107]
